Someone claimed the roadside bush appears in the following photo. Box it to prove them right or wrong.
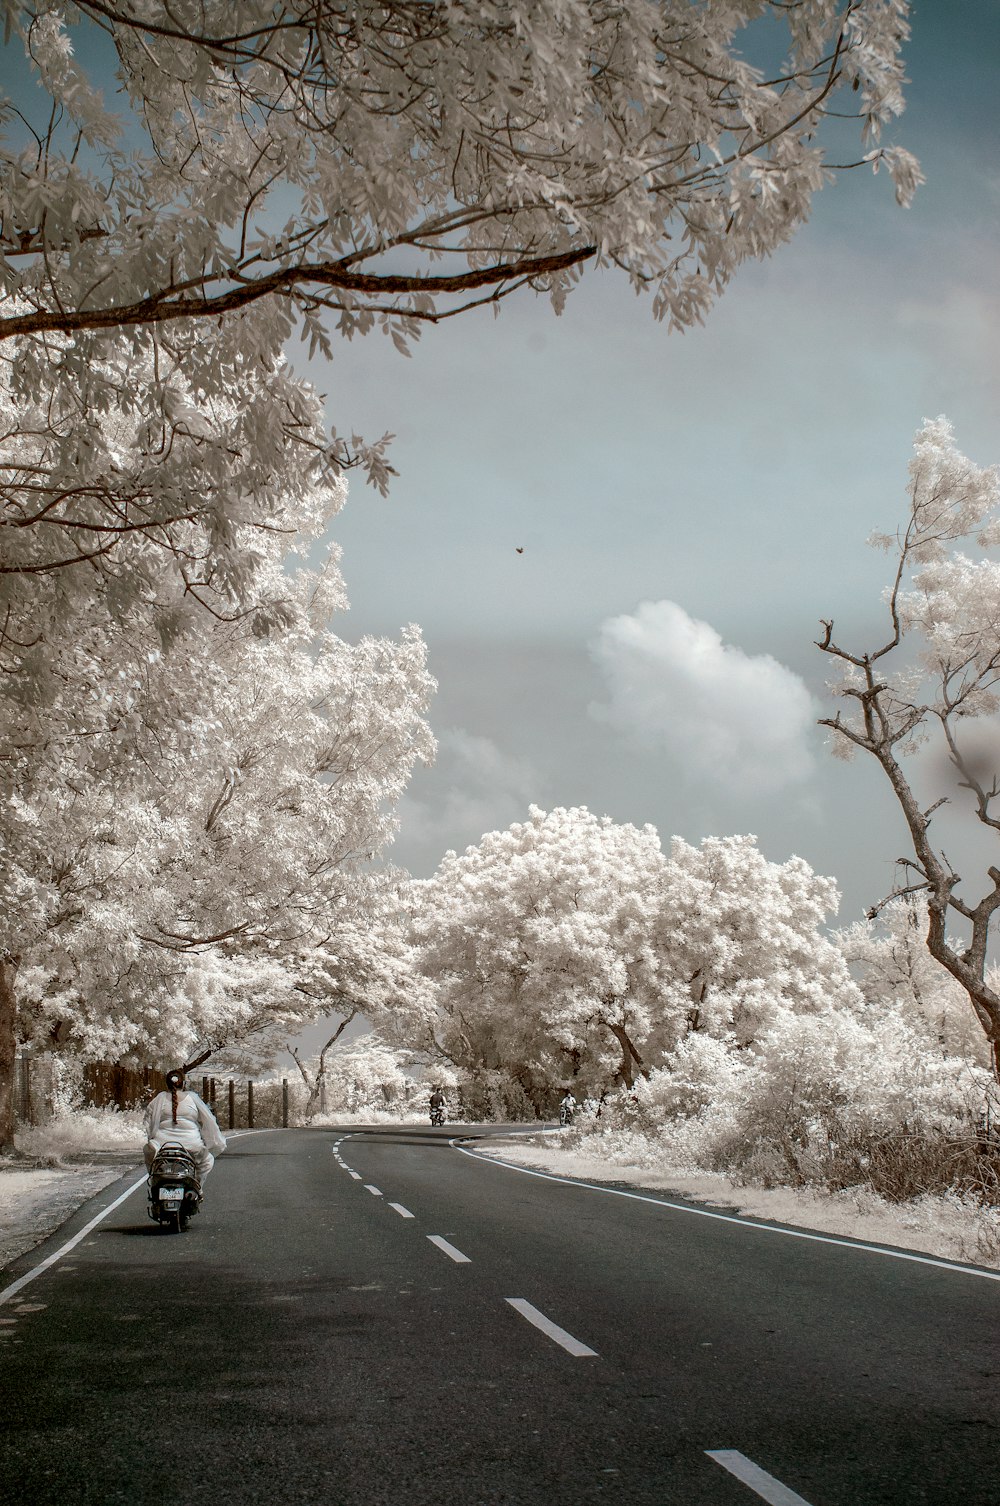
[15,1106,145,1161]
[457,1069,540,1123]
[583,1005,999,1205]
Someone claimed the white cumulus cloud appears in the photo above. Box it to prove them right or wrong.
[591,600,817,794]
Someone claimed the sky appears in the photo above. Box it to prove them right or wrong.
[298,0,999,930]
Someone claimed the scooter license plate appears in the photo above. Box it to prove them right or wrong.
[158,1186,184,1201]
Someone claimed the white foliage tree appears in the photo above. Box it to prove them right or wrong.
[404,806,858,1110]
[4,589,435,1061]
[409,805,674,1100]
[614,1002,992,1196]
[660,832,859,1046]
[0,0,919,522]
[293,1030,422,1120]
[818,419,1000,1078]
[836,897,992,1066]
[0,316,349,670]
[0,359,435,1146]
[1,0,918,344]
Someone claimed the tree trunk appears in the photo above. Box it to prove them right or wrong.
[606,1021,646,1090]
[0,955,18,1152]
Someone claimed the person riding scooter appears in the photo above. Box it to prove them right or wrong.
[144,1068,227,1182]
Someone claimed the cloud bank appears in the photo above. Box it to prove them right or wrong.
[591,600,816,795]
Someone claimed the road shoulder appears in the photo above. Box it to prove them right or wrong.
[0,1160,141,1270]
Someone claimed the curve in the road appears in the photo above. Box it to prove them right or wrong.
[450,1136,1000,1283]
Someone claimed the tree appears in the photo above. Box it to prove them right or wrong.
[291,1030,421,1120]
[0,313,359,666]
[408,805,674,1100]
[4,587,434,1051]
[0,355,435,1146]
[1,0,918,340]
[404,806,857,1110]
[287,926,435,1116]
[818,418,1000,1079]
[0,1,919,481]
[659,832,859,1045]
[836,896,992,1066]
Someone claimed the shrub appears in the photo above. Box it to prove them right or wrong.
[584,1005,999,1204]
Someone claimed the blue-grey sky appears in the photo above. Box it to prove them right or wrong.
[304,1,999,926]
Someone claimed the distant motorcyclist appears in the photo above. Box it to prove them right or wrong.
[559,1091,576,1127]
[429,1086,446,1126]
[144,1069,227,1181]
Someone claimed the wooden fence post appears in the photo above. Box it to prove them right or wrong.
[19,1053,31,1125]
[202,1075,210,1101]
[228,1079,235,1130]
[247,1080,254,1129]
[282,1079,289,1128]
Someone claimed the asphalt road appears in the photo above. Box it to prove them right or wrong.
[1,1125,998,1506]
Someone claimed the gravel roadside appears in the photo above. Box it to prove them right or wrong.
[0,1158,142,1270]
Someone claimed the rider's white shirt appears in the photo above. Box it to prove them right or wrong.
[145,1090,227,1155]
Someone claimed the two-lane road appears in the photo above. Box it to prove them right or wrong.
[2,1125,998,1505]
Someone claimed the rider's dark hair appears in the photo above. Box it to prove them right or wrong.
[164,1069,185,1125]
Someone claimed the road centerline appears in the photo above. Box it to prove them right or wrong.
[389,1203,415,1219]
[505,1297,598,1357]
[427,1235,471,1263]
[364,1185,383,1197]
[706,1451,815,1506]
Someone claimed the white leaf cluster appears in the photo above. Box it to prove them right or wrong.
[302,1032,424,1118]
[836,897,993,1066]
[826,420,1000,781]
[602,1003,994,1193]
[0,1,916,357]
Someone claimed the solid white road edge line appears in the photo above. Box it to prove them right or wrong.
[364,1184,383,1197]
[427,1234,471,1263]
[0,1127,281,1307]
[450,1141,1000,1283]
[0,1174,149,1307]
[706,1451,815,1506]
[390,1203,415,1219]
[505,1297,598,1357]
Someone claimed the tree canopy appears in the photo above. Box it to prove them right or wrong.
[1,0,918,348]
[403,805,857,1109]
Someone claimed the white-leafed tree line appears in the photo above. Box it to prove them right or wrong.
[6,2,1000,1211]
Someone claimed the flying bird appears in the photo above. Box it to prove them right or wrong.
[515,546,524,554]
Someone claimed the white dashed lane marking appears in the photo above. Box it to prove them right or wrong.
[505,1298,598,1357]
[427,1235,471,1264]
[706,1451,815,1506]
[364,1185,383,1197]
[389,1203,415,1219]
